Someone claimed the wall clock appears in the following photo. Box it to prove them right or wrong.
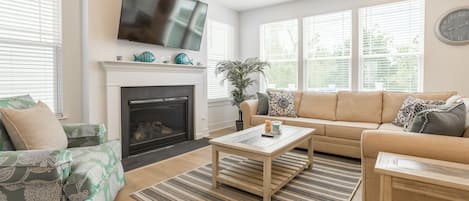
[435,7,469,45]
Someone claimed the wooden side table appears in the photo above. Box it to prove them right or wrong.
[374,152,469,201]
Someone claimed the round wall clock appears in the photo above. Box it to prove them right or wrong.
[435,7,469,45]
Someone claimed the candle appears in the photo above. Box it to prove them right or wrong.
[264,120,271,133]
[272,121,282,135]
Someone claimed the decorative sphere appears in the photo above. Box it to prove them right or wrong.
[175,53,193,65]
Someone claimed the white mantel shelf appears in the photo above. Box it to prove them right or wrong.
[101,61,207,72]
[100,60,209,141]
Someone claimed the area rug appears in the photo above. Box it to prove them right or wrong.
[131,152,361,201]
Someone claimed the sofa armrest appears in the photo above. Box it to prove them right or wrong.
[62,123,106,148]
[362,130,469,163]
[240,99,258,129]
[0,149,72,184]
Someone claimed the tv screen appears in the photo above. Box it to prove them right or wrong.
[118,0,208,51]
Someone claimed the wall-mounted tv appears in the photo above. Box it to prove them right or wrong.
[118,0,208,51]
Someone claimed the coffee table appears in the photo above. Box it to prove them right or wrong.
[209,124,315,201]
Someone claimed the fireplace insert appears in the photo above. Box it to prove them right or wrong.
[121,86,194,159]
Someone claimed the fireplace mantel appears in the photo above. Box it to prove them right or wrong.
[100,61,209,140]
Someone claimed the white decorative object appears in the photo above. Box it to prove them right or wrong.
[100,61,209,140]
[435,7,469,45]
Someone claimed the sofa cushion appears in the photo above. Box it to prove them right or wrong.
[408,102,466,137]
[378,123,404,132]
[0,101,68,150]
[268,89,303,114]
[251,115,292,126]
[336,91,383,123]
[284,118,333,135]
[298,92,337,120]
[0,95,36,151]
[256,92,269,115]
[325,121,379,140]
[267,91,297,117]
[392,96,445,128]
[382,91,456,123]
[64,141,125,201]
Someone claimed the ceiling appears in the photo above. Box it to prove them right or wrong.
[210,0,295,12]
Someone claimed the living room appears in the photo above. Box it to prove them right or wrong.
[0,0,468,200]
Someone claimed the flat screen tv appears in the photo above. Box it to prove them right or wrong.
[118,0,208,51]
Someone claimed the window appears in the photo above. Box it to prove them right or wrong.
[0,0,62,114]
[359,0,425,92]
[260,19,298,89]
[207,20,234,100]
[304,11,352,91]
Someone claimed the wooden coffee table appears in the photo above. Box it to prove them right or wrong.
[209,124,315,201]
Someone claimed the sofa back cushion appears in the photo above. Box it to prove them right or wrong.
[382,91,457,123]
[336,91,383,123]
[298,92,337,120]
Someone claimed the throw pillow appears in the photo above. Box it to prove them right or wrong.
[392,96,445,128]
[0,95,36,151]
[267,91,297,117]
[0,101,68,150]
[462,98,469,128]
[408,102,466,137]
[256,92,269,115]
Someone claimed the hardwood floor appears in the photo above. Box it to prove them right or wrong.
[115,127,363,201]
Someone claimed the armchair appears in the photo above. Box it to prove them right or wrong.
[0,123,125,201]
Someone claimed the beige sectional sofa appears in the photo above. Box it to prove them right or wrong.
[240,90,469,201]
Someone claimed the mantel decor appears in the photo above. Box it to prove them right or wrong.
[435,6,469,45]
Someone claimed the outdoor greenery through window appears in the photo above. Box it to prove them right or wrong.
[260,19,298,89]
[359,0,424,92]
[0,0,62,114]
[207,20,234,100]
[304,11,352,91]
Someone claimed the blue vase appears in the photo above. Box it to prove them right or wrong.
[175,53,193,65]
[134,51,156,62]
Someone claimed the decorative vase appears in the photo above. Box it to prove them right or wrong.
[235,120,243,131]
[175,53,193,65]
[134,51,156,62]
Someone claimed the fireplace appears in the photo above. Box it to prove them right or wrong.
[121,86,194,159]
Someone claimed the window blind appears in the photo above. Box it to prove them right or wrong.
[304,11,352,91]
[207,20,233,100]
[260,19,298,89]
[0,0,62,113]
[359,0,424,92]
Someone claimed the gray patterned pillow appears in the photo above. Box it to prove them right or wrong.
[256,92,269,115]
[267,91,297,117]
[393,96,445,128]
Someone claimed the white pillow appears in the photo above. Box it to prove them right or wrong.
[462,98,469,128]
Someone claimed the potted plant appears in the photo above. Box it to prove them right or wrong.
[215,57,270,131]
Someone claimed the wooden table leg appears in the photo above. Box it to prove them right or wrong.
[263,157,272,201]
[380,175,392,201]
[307,136,314,169]
[212,146,219,189]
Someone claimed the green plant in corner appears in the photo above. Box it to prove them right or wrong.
[215,57,270,131]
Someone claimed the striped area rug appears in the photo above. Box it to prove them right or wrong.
[132,152,361,201]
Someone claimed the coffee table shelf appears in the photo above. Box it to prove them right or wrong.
[217,152,309,196]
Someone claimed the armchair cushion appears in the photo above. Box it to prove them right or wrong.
[63,140,125,201]
[63,124,106,148]
[0,149,72,184]
[0,95,36,151]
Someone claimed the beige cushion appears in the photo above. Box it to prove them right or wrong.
[378,123,404,132]
[250,115,292,126]
[381,91,457,123]
[325,121,379,140]
[0,101,68,150]
[298,92,337,120]
[464,128,469,138]
[284,118,334,136]
[336,91,383,123]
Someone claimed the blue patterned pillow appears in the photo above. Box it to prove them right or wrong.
[0,95,36,151]
[267,91,297,117]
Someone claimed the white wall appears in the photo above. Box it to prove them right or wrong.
[61,0,83,123]
[240,0,469,95]
[85,0,239,129]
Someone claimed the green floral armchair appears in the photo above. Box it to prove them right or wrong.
[0,95,125,201]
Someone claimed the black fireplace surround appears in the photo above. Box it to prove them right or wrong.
[121,86,194,160]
